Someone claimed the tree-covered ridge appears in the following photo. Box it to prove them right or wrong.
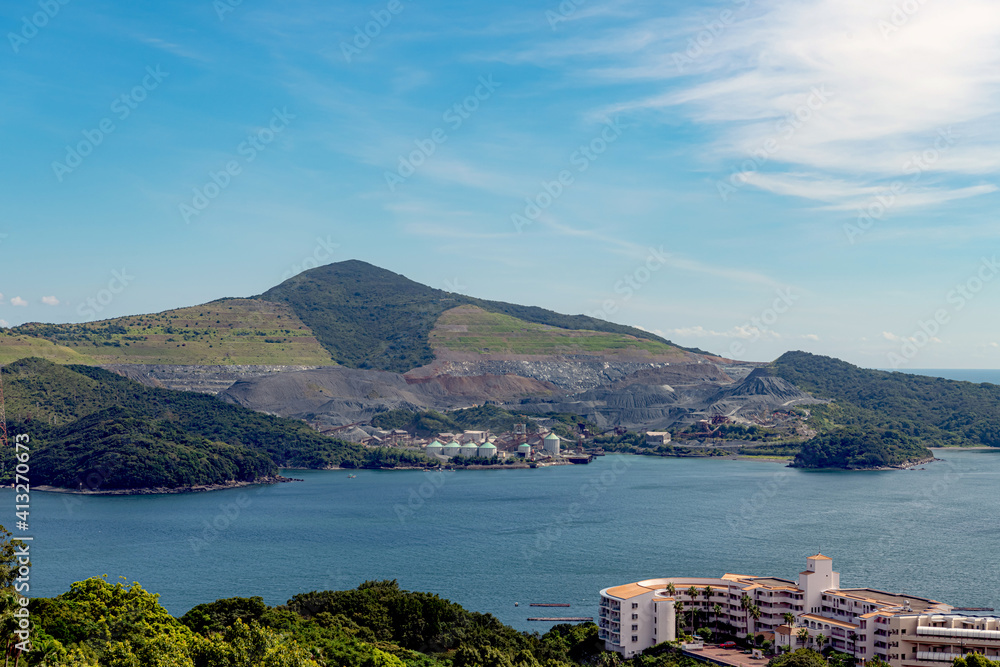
[791,429,932,470]
[769,351,1000,468]
[1,358,430,490]
[21,577,619,667]
[258,260,703,373]
[32,407,278,490]
[771,351,1000,447]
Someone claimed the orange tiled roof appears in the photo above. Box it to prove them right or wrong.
[606,583,654,600]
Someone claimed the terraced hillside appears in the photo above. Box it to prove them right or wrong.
[430,305,686,358]
[1,260,705,373]
[6,298,336,366]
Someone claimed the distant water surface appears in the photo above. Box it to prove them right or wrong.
[10,449,1000,631]
[889,368,1000,384]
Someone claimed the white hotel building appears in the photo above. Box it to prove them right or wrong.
[599,555,1000,667]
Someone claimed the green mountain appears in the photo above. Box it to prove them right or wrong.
[770,351,1000,468]
[2,260,706,373]
[258,260,704,372]
[1,358,428,490]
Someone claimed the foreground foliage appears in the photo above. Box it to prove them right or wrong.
[19,578,616,667]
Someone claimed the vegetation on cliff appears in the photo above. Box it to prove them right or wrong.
[259,260,700,373]
[1,358,429,490]
[769,351,1000,467]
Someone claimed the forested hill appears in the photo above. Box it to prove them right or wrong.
[258,259,707,372]
[771,351,1000,468]
[2,358,428,491]
[28,577,610,667]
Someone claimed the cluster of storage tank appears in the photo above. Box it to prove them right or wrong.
[425,440,498,459]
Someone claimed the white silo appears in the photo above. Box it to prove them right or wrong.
[441,441,461,458]
[478,443,497,458]
[543,433,561,456]
[459,442,479,458]
[517,443,532,458]
[425,440,444,456]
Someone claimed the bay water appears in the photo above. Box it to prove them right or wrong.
[8,448,1000,631]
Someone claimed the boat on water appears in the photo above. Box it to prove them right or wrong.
[347,474,357,478]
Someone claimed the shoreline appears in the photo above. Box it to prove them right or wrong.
[33,475,302,496]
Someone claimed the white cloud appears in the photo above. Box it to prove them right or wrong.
[41,296,60,306]
[667,324,781,340]
[803,334,820,341]
[0,319,8,328]
[552,0,1000,208]
[10,297,27,307]
[883,330,942,344]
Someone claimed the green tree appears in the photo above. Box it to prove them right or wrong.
[814,634,826,652]
[796,629,810,646]
[783,613,796,627]
[674,601,685,634]
[714,604,723,631]
[767,648,828,667]
[686,588,700,630]
[749,605,762,641]
[740,594,751,638]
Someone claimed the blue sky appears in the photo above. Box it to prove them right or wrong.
[2,0,999,368]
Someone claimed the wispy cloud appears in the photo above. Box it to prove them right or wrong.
[526,0,1000,208]
[10,297,27,307]
[41,296,60,306]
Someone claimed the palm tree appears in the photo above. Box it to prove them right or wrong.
[740,593,751,637]
[797,628,810,646]
[666,582,676,597]
[687,586,700,629]
[674,601,686,635]
[783,612,795,627]
[749,605,762,643]
[815,634,827,651]
[713,603,723,631]
[703,586,714,607]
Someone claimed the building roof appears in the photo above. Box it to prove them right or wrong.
[775,625,793,636]
[830,589,942,612]
[606,583,654,600]
[544,433,560,440]
[800,614,857,630]
[428,440,443,447]
[808,554,832,560]
[443,442,460,448]
[749,577,800,589]
[479,443,497,449]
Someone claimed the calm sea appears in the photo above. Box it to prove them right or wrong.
[9,449,1000,631]
[890,369,1000,384]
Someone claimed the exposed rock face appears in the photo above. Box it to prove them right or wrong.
[104,359,815,432]
[217,367,556,426]
[706,367,821,412]
[102,364,322,394]
[406,357,715,393]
